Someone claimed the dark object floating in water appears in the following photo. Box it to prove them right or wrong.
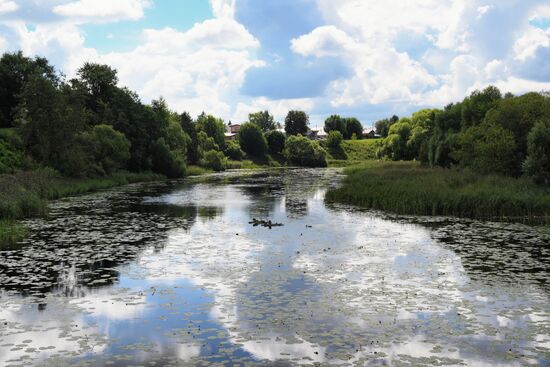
[249,218,284,228]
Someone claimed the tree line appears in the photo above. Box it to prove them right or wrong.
[0,52,352,177]
[373,86,550,185]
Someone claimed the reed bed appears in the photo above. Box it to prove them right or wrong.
[326,161,550,224]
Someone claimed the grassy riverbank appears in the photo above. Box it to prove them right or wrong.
[0,169,164,220]
[326,161,550,223]
[327,139,381,167]
[0,169,164,248]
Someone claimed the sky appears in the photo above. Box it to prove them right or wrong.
[0,0,549,128]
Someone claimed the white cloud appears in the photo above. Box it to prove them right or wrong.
[209,0,236,19]
[97,19,263,118]
[0,0,17,14]
[513,27,550,61]
[53,0,151,23]
[291,25,355,57]
[291,25,437,106]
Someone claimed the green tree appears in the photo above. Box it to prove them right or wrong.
[483,92,550,174]
[375,115,398,138]
[285,135,327,167]
[382,119,413,160]
[151,138,186,178]
[324,115,346,135]
[0,51,58,128]
[523,120,550,185]
[83,124,131,175]
[327,130,343,149]
[249,110,276,132]
[461,85,502,128]
[180,112,200,164]
[196,113,226,149]
[285,110,309,136]
[224,140,245,160]
[237,122,268,156]
[265,130,286,154]
[344,118,363,139]
[197,131,219,153]
[77,63,118,110]
[17,74,87,176]
[202,150,226,172]
[455,123,517,175]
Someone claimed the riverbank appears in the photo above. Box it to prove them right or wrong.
[326,161,550,224]
[0,169,165,248]
[326,139,381,167]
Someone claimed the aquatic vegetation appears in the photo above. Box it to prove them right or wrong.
[0,220,27,249]
[326,161,550,223]
[0,169,548,366]
[0,169,164,220]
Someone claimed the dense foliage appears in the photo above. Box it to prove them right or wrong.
[324,115,363,139]
[375,86,550,185]
[224,140,245,160]
[248,111,276,132]
[265,130,286,154]
[327,131,343,149]
[285,135,327,167]
[237,122,268,156]
[285,110,309,136]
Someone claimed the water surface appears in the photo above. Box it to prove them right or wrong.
[0,169,549,366]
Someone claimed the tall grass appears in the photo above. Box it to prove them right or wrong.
[0,220,27,249]
[0,169,163,220]
[326,161,550,223]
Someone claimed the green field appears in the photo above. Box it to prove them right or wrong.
[326,161,550,223]
[327,139,381,166]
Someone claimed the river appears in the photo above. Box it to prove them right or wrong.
[0,168,548,366]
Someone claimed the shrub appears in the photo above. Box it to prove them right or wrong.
[285,135,327,167]
[265,130,286,154]
[202,149,226,172]
[224,140,245,160]
[327,130,343,149]
[238,122,268,156]
[151,138,186,178]
[523,120,550,185]
[83,124,131,175]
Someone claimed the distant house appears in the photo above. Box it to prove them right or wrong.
[363,128,380,139]
[225,122,241,140]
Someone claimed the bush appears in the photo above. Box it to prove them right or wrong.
[344,118,363,139]
[523,120,550,185]
[327,130,343,149]
[202,149,226,172]
[83,124,131,175]
[265,130,286,154]
[151,138,186,178]
[285,135,327,167]
[238,122,268,156]
[455,123,517,175]
[224,140,245,160]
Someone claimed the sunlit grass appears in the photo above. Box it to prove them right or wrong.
[0,220,27,249]
[326,161,550,223]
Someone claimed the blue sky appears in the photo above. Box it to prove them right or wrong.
[0,0,549,127]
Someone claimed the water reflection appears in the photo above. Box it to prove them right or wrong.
[0,169,548,366]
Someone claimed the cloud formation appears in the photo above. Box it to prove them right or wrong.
[0,0,549,124]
